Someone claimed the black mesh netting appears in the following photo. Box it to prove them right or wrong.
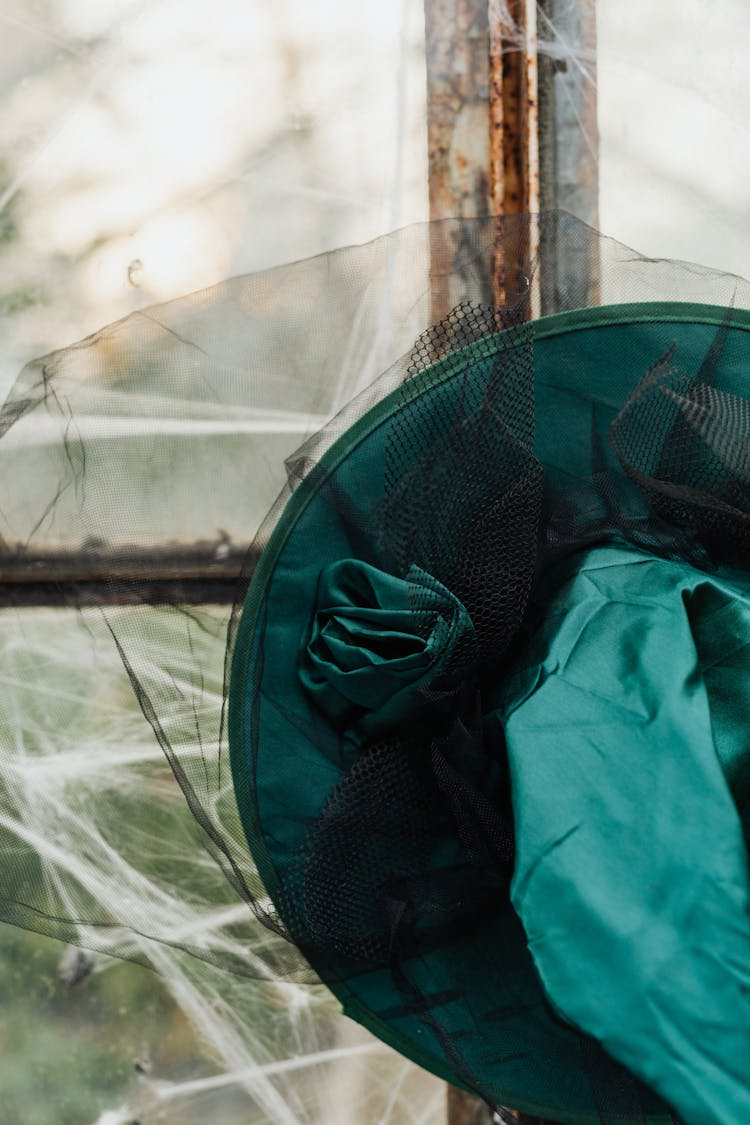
[0,214,748,1124]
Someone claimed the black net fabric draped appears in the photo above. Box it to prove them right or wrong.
[1,214,750,1124]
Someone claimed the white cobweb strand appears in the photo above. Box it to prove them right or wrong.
[1,636,262,969]
[0,604,445,1122]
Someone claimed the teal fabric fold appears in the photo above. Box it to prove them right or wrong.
[300,559,476,742]
[230,307,750,1121]
[499,545,750,1125]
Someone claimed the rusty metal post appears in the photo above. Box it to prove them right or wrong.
[424,0,598,319]
[423,0,540,223]
[447,1086,496,1124]
[496,1108,558,1125]
[536,0,599,311]
[424,6,578,1124]
[424,0,493,222]
[424,0,541,316]
[488,0,541,313]
[423,0,493,318]
[488,0,540,219]
[536,0,598,226]
[447,1085,560,1125]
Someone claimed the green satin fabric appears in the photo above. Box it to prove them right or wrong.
[499,545,750,1125]
[300,558,475,743]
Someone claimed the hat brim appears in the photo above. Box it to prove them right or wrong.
[229,301,750,1123]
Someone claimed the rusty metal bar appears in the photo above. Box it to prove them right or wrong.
[488,0,541,314]
[447,1085,560,1125]
[426,9,575,1123]
[424,0,492,222]
[488,0,540,218]
[424,0,599,321]
[496,1108,558,1125]
[537,0,598,226]
[423,0,541,318]
[537,0,599,312]
[0,547,254,606]
[424,0,493,320]
[447,1086,496,1124]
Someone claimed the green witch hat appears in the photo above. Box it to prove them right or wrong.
[229,254,750,1124]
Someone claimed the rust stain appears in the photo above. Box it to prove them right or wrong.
[498,1111,556,1125]
[447,1085,557,1125]
[446,1086,494,1124]
[488,0,540,314]
[424,0,541,319]
[424,0,491,220]
[424,0,494,318]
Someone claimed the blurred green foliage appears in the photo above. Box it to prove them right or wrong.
[0,925,205,1125]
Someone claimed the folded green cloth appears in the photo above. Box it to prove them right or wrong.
[501,544,750,1125]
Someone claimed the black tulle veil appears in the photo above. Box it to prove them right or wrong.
[3,214,750,1122]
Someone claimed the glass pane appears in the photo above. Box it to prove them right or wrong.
[0,0,430,554]
[0,603,443,1122]
[0,4,442,1121]
[598,0,750,275]
[0,0,428,392]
